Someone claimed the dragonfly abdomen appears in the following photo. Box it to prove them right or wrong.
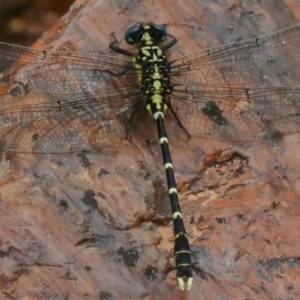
[129,24,193,290]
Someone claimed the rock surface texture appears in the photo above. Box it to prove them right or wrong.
[0,0,300,299]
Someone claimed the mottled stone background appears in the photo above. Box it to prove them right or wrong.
[0,0,300,299]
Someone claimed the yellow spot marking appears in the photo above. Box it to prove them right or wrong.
[152,66,161,80]
[133,61,143,83]
[153,73,161,80]
[169,188,177,194]
[151,94,163,109]
[173,211,182,219]
[157,48,163,56]
[159,137,168,144]
[141,48,151,57]
[133,62,141,68]
[142,32,151,41]
[165,163,173,169]
[153,80,161,90]
[164,104,168,111]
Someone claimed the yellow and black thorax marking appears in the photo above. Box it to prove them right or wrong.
[129,25,173,114]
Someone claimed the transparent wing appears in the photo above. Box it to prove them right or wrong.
[170,24,300,140]
[1,24,300,150]
[171,24,300,87]
[0,43,142,153]
[172,85,300,141]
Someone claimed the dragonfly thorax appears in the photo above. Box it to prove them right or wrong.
[128,24,173,116]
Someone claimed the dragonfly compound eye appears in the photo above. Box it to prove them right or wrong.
[125,24,143,44]
[151,24,167,42]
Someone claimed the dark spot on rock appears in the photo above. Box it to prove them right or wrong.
[139,162,151,180]
[98,168,109,177]
[60,199,68,209]
[32,133,39,141]
[271,202,280,209]
[236,213,244,220]
[234,166,244,176]
[117,247,139,267]
[215,217,227,224]
[143,265,158,282]
[81,189,98,209]
[99,291,113,300]
[269,130,282,144]
[85,266,92,272]
[145,138,157,146]
[77,150,91,168]
[291,257,300,267]
[202,101,227,126]
[9,81,28,97]
[262,123,282,144]
[197,215,204,224]
[97,192,106,199]
[0,250,8,258]
[262,258,282,271]
[195,268,209,280]
[5,152,12,160]
[65,271,71,278]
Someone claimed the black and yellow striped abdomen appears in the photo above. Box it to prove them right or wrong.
[127,24,193,290]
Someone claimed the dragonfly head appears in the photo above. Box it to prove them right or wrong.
[125,24,167,46]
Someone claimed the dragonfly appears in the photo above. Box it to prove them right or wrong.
[0,23,300,290]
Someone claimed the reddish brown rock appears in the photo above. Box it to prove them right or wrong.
[1,0,300,299]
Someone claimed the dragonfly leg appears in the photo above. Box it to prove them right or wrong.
[109,33,133,56]
[162,33,177,50]
[166,97,191,138]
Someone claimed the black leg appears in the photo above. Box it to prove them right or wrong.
[165,97,191,138]
[162,33,177,50]
[94,63,133,78]
[94,32,134,78]
[109,33,133,56]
